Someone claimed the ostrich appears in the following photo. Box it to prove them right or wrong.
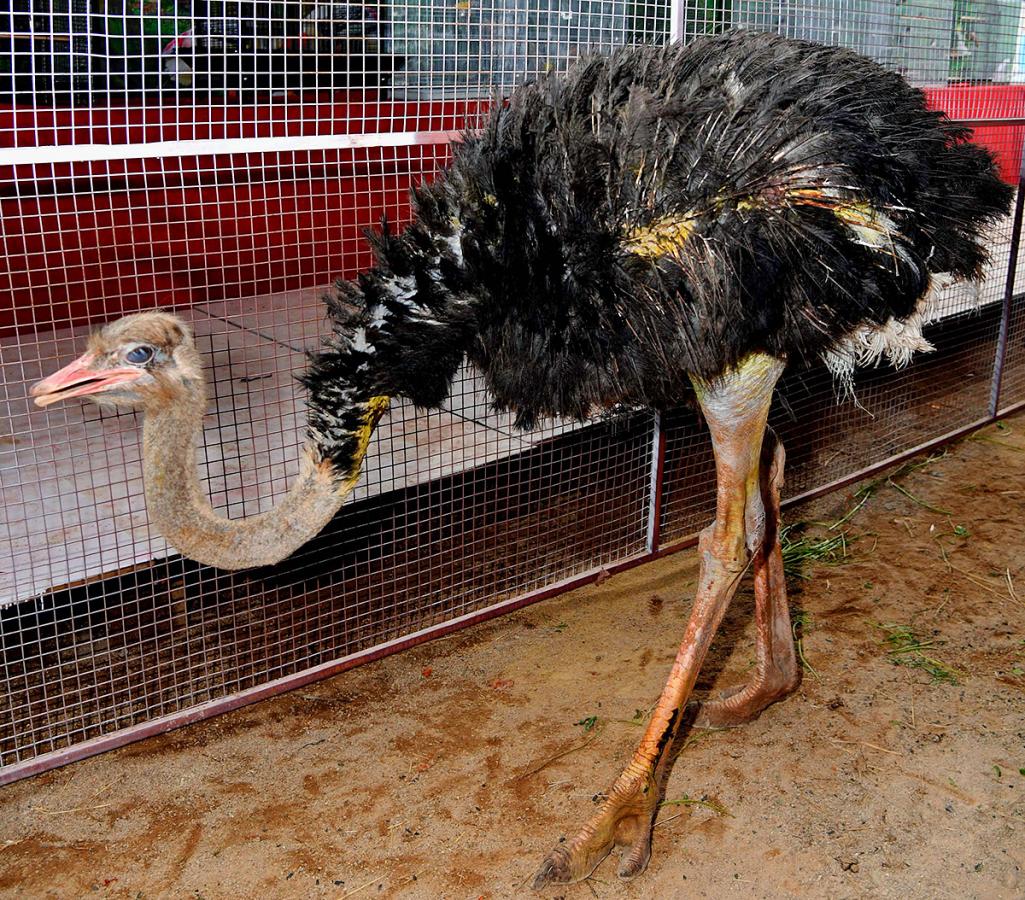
[32,30,1009,886]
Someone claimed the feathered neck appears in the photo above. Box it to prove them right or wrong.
[301,180,477,475]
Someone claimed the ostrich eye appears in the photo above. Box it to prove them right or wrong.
[124,345,154,366]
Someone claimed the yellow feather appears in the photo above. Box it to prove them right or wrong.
[343,395,391,485]
[622,192,899,261]
[622,214,696,259]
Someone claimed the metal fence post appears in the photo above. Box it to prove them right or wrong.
[989,136,1025,417]
[645,410,666,554]
[670,0,686,44]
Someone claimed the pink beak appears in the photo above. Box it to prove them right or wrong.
[30,352,145,408]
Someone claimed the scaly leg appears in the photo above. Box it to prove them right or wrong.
[694,429,801,728]
[532,354,784,889]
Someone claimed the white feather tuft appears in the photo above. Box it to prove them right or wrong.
[824,308,934,397]
[824,270,988,398]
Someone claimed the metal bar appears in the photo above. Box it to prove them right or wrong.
[0,130,464,167]
[669,0,685,44]
[989,153,1025,415]
[997,397,1025,419]
[645,410,665,553]
[941,116,1025,127]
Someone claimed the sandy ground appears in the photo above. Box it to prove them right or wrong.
[1,413,1024,900]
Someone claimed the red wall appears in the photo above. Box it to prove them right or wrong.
[0,161,428,333]
[924,84,1025,184]
[0,97,479,336]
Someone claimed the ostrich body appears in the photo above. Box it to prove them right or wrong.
[32,31,1010,886]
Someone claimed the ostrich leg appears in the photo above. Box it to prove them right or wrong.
[694,428,801,728]
[532,353,784,889]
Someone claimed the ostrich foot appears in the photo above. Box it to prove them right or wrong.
[693,664,801,728]
[532,771,659,887]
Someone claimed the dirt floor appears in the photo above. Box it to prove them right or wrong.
[2,413,1024,900]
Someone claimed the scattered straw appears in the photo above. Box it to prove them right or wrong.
[971,435,1025,453]
[830,488,873,530]
[874,623,960,684]
[660,794,731,817]
[515,729,603,780]
[886,478,952,516]
[949,563,1018,603]
[338,876,383,899]
[780,526,849,580]
[792,611,821,682]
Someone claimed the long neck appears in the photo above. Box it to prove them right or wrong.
[141,384,386,571]
[141,179,472,571]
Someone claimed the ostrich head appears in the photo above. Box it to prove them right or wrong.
[31,312,202,412]
[28,309,380,571]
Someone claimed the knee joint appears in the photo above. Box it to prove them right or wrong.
[700,521,750,573]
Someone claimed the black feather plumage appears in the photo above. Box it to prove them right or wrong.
[304,29,1011,472]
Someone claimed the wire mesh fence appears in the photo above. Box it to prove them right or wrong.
[2,0,1024,782]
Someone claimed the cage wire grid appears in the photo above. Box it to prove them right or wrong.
[1,0,1024,780]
